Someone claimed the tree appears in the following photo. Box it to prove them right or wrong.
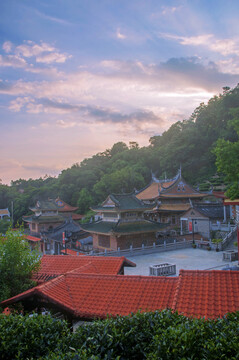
[77,188,93,214]
[110,142,128,156]
[0,228,40,302]
[214,107,239,199]
[0,220,10,235]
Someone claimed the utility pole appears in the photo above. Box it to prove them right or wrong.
[11,201,13,226]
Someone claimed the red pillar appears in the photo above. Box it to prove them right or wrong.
[237,226,239,264]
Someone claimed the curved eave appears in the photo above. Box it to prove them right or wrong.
[91,206,154,212]
[159,193,207,198]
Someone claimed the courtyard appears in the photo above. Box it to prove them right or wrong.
[124,247,238,276]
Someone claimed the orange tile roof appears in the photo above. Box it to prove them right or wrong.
[173,270,239,319]
[2,274,177,319]
[60,249,85,256]
[136,181,175,200]
[32,255,136,283]
[157,204,191,212]
[25,235,41,242]
[2,269,239,320]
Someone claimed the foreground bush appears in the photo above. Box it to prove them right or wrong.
[0,310,238,359]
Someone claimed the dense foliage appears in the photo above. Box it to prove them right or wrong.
[0,310,238,359]
[214,106,239,199]
[0,85,238,224]
[0,228,40,302]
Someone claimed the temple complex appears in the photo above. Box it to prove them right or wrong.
[81,193,166,250]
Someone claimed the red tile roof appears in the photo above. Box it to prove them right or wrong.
[173,270,239,319]
[2,268,239,320]
[2,274,177,319]
[25,235,41,242]
[61,249,85,256]
[32,255,136,283]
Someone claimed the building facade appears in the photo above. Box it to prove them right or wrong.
[82,193,166,251]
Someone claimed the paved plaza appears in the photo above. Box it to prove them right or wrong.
[124,247,238,276]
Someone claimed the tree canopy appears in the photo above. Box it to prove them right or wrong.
[0,228,40,302]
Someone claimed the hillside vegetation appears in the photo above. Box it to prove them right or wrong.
[0,85,239,224]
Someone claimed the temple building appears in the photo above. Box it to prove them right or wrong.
[55,197,82,221]
[23,198,81,236]
[136,169,209,228]
[81,193,166,250]
[23,200,65,236]
[23,198,87,254]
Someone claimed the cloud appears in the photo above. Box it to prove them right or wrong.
[161,6,179,15]
[9,97,31,112]
[1,56,237,103]
[56,120,77,128]
[1,40,71,69]
[36,52,70,63]
[0,54,27,68]
[2,41,13,53]
[116,28,126,39]
[9,96,163,126]
[15,40,71,64]
[2,56,238,139]
[159,33,239,57]
[34,9,72,26]
[15,41,56,57]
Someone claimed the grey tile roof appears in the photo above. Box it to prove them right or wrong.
[194,204,230,219]
[92,193,154,212]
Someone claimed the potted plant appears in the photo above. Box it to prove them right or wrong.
[212,238,223,252]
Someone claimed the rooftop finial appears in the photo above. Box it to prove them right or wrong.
[179,164,182,178]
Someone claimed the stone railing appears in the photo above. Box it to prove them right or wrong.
[90,238,193,257]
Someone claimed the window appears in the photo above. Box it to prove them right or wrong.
[171,215,176,225]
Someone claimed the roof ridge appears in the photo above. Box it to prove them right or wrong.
[171,269,183,311]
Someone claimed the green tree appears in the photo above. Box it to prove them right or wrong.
[0,228,40,302]
[0,220,10,235]
[214,107,239,199]
[77,188,93,214]
[110,141,128,156]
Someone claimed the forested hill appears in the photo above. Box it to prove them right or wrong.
[1,84,239,224]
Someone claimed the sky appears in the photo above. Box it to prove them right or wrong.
[1,0,239,185]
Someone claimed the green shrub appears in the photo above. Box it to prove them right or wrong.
[1,310,239,359]
[0,314,70,360]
